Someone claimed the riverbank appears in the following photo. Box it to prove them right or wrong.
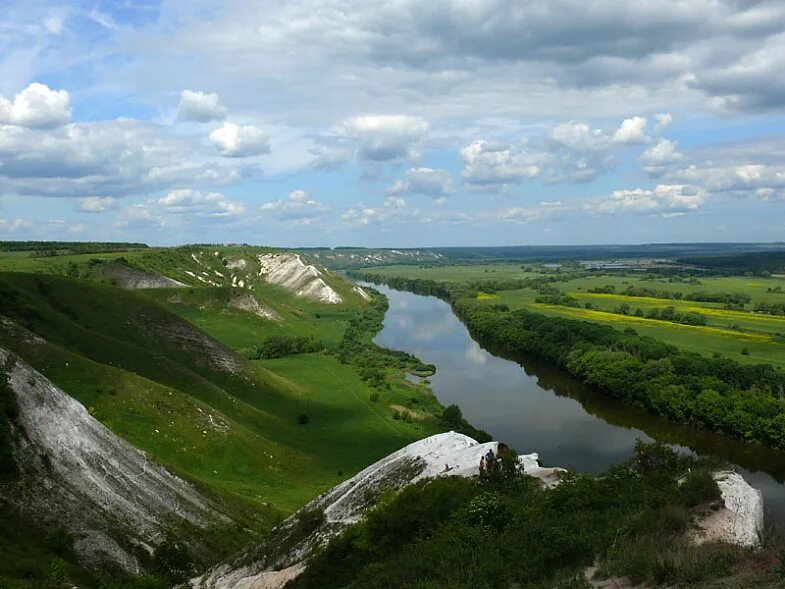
[204,433,772,589]
[357,279,785,522]
[352,272,785,451]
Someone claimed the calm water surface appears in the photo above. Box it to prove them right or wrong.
[369,283,785,523]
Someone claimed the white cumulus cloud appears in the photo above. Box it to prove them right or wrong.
[460,140,540,191]
[114,204,164,229]
[77,196,117,213]
[612,116,648,144]
[338,114,428,162]
[154,189,245,217]
[388,167,454,197]
[0,83,71,128]
[261,189,329,225]
[209,122,270,157]
[585,184,705,216]
[177,89,226,122]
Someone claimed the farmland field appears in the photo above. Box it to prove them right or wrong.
[357,264,785,370]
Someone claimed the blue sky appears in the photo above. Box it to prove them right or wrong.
[1,0,784,247]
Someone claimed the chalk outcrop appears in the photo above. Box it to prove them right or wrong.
[228,293,281,321]
[193,432,564,589]
[257,253,342,304]
[0,348,225,571]
[693,470,764,548]
[103,264,186,289]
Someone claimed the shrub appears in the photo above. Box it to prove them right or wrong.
[248,336,322,360]
[679,470,720,507]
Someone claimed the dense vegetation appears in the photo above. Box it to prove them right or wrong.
[292,442,775,589]
[352,272,785,450]
[679,251,785,275]
[0,241,148,254]
[328,292,490,440]
[460,303,785,449]
[247,335,323,359]
[335,291,435,378]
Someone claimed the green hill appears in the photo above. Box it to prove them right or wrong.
[0,246,448,586]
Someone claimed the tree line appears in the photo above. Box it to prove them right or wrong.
[351,272,785,450]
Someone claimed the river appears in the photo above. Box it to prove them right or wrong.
[369,282,785,524]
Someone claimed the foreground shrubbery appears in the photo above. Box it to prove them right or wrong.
[291,442,755,589]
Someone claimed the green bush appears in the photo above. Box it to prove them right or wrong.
[293,443,730,589]
[679,470,720,507]
[248,335,322,359]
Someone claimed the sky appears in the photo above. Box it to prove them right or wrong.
[1,0,784,247]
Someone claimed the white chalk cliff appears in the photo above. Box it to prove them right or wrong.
[257,253,342,304]
[0,347,225,572]
[193,432,563,589]
[693,470,764,548]
[194,432,764,589]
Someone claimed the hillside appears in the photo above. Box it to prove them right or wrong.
[0,348,224,572]
[0,245,359,305]
[0,247,449,585]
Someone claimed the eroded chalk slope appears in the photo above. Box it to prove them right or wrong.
[0,347,226,572]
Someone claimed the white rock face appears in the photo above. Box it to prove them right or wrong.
[228,293,281,321]
[104,264,186,289]
[193,432,564,589]
[226,259,247,271]
[353,285,372,302]
[257,253,342,304]
[0,348,225,571]
[693,470,764,548]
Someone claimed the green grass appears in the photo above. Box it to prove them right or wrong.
[0,272,439,518]
[0,245,369,307]
[483,288,785,370]
[357,263,546,283]
[141,282,358,350]
[358,264,785,370]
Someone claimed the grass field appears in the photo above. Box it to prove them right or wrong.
[0,245,364,302]
[357,263,785,370]
[354,263,546,283]
[0,272,441,520]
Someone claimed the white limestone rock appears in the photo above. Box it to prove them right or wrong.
[193,432,564,589]
[257,253,342,304]
[0,347,226,571]
[693,470,763,548]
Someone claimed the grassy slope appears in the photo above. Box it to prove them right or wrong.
[0,271,440,520]
[359,264,785,370]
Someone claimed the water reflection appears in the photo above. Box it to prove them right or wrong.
[369,283,785,523]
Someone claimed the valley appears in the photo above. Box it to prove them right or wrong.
[0,245,448,586]
[3,243,785,588]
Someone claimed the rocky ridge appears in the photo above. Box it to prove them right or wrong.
[0,347,226,572]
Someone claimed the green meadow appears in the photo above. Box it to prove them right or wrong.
[0,269,442,524]
[356,262,545,283]
[357,264,785,370]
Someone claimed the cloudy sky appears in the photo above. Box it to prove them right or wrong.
[1,0,784,247]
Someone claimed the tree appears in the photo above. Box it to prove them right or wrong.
[442,404,463,425]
